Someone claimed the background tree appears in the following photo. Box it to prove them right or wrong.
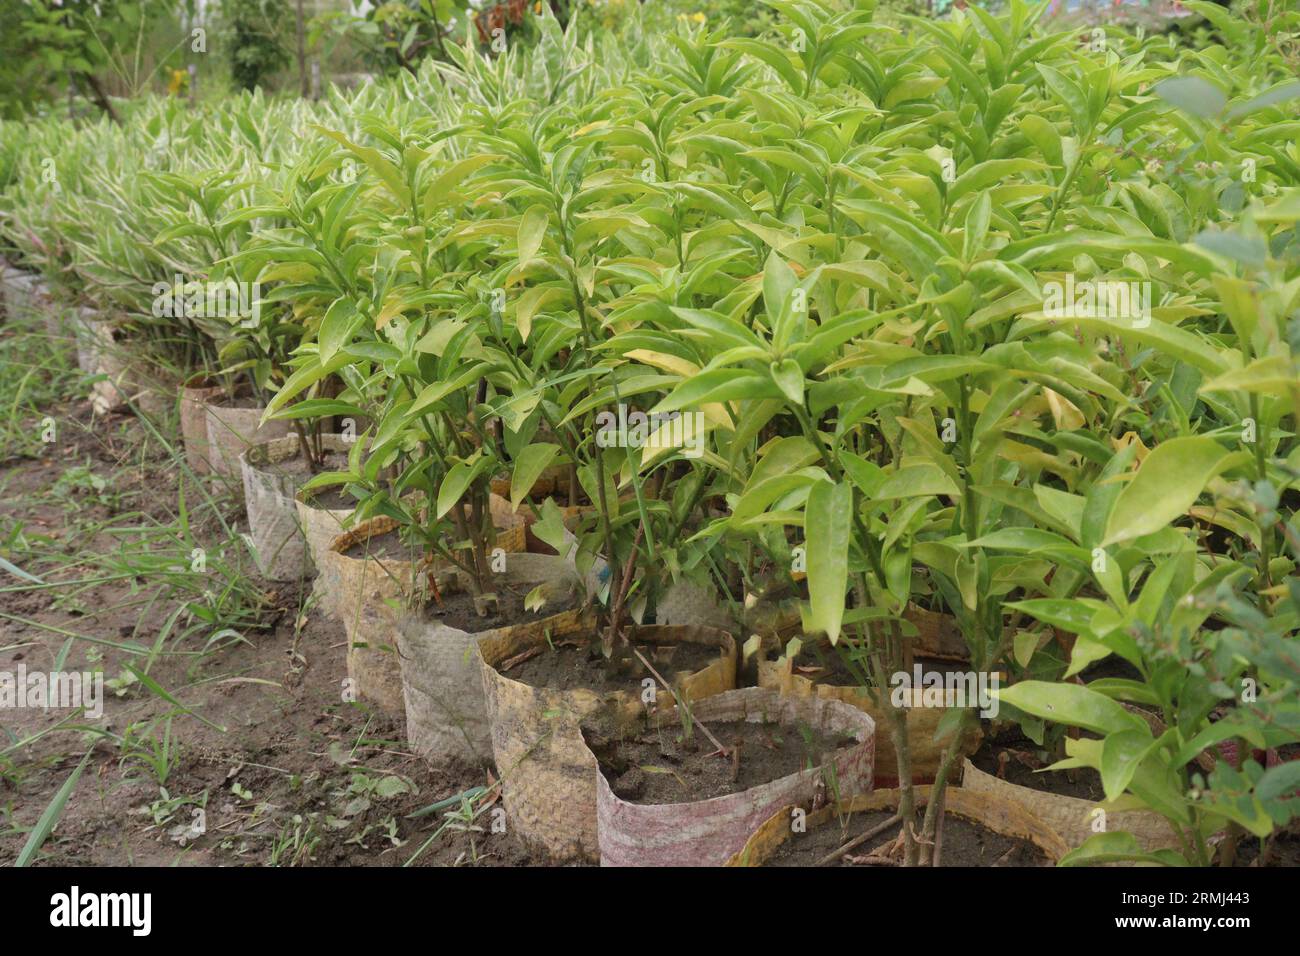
[221,0,292,91]
[0,0,189,121]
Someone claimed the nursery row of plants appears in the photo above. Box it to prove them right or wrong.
[2,0,1299,867]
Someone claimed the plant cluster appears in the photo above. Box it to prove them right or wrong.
[2,0,1298,866]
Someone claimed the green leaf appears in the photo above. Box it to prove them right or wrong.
[1227,80,1300,120]
[269,399,366,421]
[1036,64,1090,131]
[763,251,800,351]
[517,204,550,264]
[1102,437,1232,546]
[530,499,571,557]
[510,443,561,512]
[1199,356,1296,398]
[1006,598,1101,634]
[425,153,502,210]
[1154,76,1227,119]
[769,358,804,407]
[1012,630,1039,668]
[315,127,410,202]
[409,363,492,416]
[1080,442,1136,549]
[1064,634,1113,679]
[962,191,991,263]
[741,147,821,186]
[437,458,486,520]
[1019,114,1062,169]
[375,774,411,798]
[0,554,42,584]
[1100,729,1159,802]
[653,369,781,414]
[949,159,1045,204]
[996,681,1148,735]
[1059,831,1187,867]
[954,551,978,612]
[515,285,566,343]
[264,352,354,420]
[731,474,819,527]
[123,663,226,732]
[1026,311,1228,376]
[883,75,947,111]
[838,451,884,499]
[1173,721,1265,769]
[805,480,851,645]
[873,464,959,500]
[968,527,1085,557]
[1256,762,1300,804]
[1194,228,1268,268]
[722,38,802,93]
[319,297,360,364]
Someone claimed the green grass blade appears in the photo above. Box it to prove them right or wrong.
[15,746,96,867]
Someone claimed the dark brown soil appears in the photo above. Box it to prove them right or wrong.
[252,449,348,480]
[970,729,1103,801]
[1235,829,1300,867]
[414,583,581,636]
[342,528,421,561]
[211,395,263,410]
[765,808,1048,867]
[765,808,896,866]
[789,643,870,685]
[508,639,720,692]
[302,486,355,511]
[1079,654,1143,682]
[592,719,846,805]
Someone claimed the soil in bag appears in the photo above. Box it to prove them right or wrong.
[410,581,583,635]
[969,728,1104,802]
[302,486,355,510]
[766,807,1050,867]
[254,448,349,480]
[508,639,721,693]
[588,718,856,805]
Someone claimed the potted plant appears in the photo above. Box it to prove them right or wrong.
[585,686,874,866]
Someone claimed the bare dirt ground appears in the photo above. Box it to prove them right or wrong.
[0,324,535,867]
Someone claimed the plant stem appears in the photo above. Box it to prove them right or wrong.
[917,709,974,865]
